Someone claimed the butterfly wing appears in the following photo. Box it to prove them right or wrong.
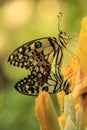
[8,37,58,70]
[8,37,64,95]
[14,71,61,96]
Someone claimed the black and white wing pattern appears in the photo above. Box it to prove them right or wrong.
[8,32,71,95]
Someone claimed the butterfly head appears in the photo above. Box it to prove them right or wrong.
[58,30,70,48]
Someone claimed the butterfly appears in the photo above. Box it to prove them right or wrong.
[8,13,71,96]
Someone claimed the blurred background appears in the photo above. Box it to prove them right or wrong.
[0,0,87,130]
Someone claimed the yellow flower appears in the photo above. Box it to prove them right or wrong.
[62,16,87,129]
[35,16,87,130]
[76,16,87,128]
[35,91,61,130]
[77,16,87,72]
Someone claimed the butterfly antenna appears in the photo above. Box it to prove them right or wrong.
[57,12,62,32]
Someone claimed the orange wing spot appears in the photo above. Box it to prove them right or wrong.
[44,65,50,73]
[33,55,38,61]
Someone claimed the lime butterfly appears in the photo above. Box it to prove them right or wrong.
[8,13,71,96]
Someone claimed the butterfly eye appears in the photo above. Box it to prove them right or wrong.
[35,41,42,48]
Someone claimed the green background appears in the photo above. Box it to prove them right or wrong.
[0,0,86,130]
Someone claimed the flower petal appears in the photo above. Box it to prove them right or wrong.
[64,115,77,130]
[64,94,76,123]
[76,107,84,130]
[72,68,87,100]
[35,91,61,130]
[64,94,84,130]
[76,16,87,72]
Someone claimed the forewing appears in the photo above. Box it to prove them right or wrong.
[8,37,57,70]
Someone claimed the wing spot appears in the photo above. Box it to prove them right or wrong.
[18,83,21,86]
[35,66,39,72]
[29,57,33,62]
[18,53,21,56]
[24,80,27,82]
[25,49,29,54]
[15,62,18,65]
[21,82,23,85]
[28,52,32,56]
[32,60,37,66]
[24,62,27,66]
[13,50,18,55]
[19,54,23,59]
[35,41,42,48]
[10,55,13,60]
[19,48,23,52]
[29,66,33,71]
[19,63,23,67]
[12,61,15,64]
[38,73,42,78]
[35,82,38,86]
[25,85,29,89]
[17,87,21,91]
[40,66,43,73]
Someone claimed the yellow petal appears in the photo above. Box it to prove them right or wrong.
[76,16,87,72]
[76,16,87,128]
[64,115,77,130]
[71,67,87,128]
[64,94,76,123]
[58,114,66,129]
[35,91,61,130]
[57,56,79,112]
[76,107,84,130]
[64,94,84,130]
[72,68,87,100]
